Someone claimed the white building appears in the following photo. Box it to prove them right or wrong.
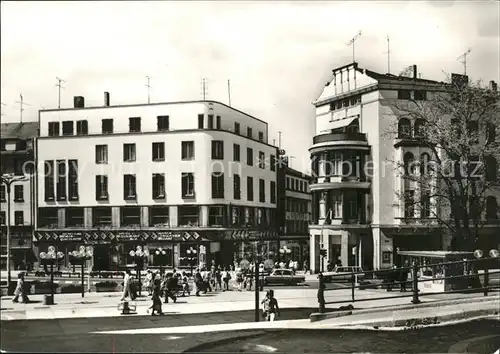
[308,63,500,273]
[35,95,279,270]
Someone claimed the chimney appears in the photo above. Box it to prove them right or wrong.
[104,92,110,106]
[489,80,498,92]
[73,96,85,108]
[412,65,418,79]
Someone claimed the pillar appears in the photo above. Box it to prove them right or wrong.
[141,206,149,227]
[319,191,326,222]
[112,207,120,227]
[169,206,178,227]
[84,207,92,228]
[358,236,363,268]
[318,153,326,177]
[173,243,180,268]
[341,230,349,267]
[372,228,381,270]
[200,205,209,227]
[58,208,65,228]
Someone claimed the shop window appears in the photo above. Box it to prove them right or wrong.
[66,207,84,227]
[149,206,169,226]
[38,208,58,228]
[209,205,226,226]
[120,206,141,227]
[93,206,112,227]
[178,205,199,226]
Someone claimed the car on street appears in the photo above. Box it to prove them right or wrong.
[322,266,365,283]
[264,268,305,285]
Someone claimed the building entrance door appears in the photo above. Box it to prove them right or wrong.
[93,244,111,271]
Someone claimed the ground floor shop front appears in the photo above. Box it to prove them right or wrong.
[0,227,37,271]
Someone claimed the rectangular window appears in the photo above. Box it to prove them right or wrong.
[56,160,67,201]
[13,185,23,202]
[209,206,226,226]
[62,121,74,136]
[216,115,221,129]
[121,206,141,227]
[414,90,427,101]
[37,208,58,228]
[420,191,431,218]
[181,173,195,198]
[152,142,165,161]
[123,174,137,200]
[259,178,265,203]
[212,173,225,199]
[259,151,265,169]
[404,190,415,218]
[234,174,241,200]
[232,206,242,226]
[332,192,342,218]
[208,115,214,129]
[152,173,166,199]
[233,144,240,161]
[66,207,84,227]
[198,114,204,129]
[181,141,195,160]
[247,127,253,139]
[68,160,79,201]
[129,117,141,132]
[92,206,112,227]
[123,143,136,162]
[234,122,240,134]
[95,175,108,201]
[149,206,169,227]
[0,185,5,202]
[270,181,276,204]
[247,177,254,201]
[398,90,411,100]
[270,155,276,171]
[258,131,264,142]
[76,120,88,135]
[247,147,253,166]
[157,115,169,131]
[0,211,5,225]
[102,119,113,134]
[44,161,55,201]
[48,122,60,136]
[211,140,224,160]
[178,205,199,226]
[95,145,108,164]
[14,210,23,226]
[345,191,358,219]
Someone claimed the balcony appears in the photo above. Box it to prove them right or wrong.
[310,132,370,154]
[310,175,371,191]
[313,132,367,145]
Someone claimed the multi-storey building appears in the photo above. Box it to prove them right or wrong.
[1,122,38,270]
[35,95,279,270]
[308,62,500,273]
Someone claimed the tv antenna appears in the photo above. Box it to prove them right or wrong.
[145,76,152,104]
[55,77,66,108]
[15,93,30,123]
[347,31,362,62]
[201,78,208,100]
[457,48,471,75]
[384,35,391,74]
[278,131,282,149]
[227,79,232,107]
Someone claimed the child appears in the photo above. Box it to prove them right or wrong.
[182,274,190,296]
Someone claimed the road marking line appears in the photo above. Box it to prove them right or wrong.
[162,335,183,340]
[243,344,278,352]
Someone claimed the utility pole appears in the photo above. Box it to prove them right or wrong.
[278,131,282,149]
[201,78,208,101]
[457,48,472,75]
[347,31,362,62]
[227,79,232,106]
[55,77,65,108]
[145,76,152,104]
[15,94,30,123]
[384,35,391,74]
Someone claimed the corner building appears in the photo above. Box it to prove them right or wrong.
[36,97,278,271]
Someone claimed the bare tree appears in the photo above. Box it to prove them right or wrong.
[386,77,500,251]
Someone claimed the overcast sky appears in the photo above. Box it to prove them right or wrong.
[1,1,499,172]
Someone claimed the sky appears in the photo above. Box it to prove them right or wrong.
[1,1,499,173]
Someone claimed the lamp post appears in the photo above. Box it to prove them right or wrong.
[68,246,93,298]
[1,173,28,294]
[154,248,168,275]
[39,246,64,305]
[279,246,292,265]
[186,247,197,276]
[474,248,500,296]
[129,246,149,296]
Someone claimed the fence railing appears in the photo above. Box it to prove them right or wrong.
[317,258,500,313]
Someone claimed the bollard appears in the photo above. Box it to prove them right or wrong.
[318,275,325,313]
[483,268,489,297]
[411,261,421,304]
[351,271,355,302]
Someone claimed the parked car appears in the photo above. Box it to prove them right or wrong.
[264,269,305,285]
[323,266,365,283]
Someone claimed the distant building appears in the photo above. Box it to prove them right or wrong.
[1,122,38,270]
[35,96,279,270]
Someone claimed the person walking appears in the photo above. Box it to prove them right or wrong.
[147,273,163,316]
[222,268,231,291]
[164,274,177,303]
[215,267,222,291]
[194,268,204,296]
[12,272,29,304]
[121,270,132,301]
[261,289,280,322]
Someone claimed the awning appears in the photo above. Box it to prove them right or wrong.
[329,116,358,131]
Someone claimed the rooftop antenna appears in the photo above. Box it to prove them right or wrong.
[201,78,208,100]
[384,35,391,74]
[347,31,362,62]
[278,131,282,149]
[145,76,152,104]
[55,77,66,109]
[227,79,232,107]
[15,94,30,123]
[457,48,471,75]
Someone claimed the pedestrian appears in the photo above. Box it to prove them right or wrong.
[317,272,325,313]
[194,268,204,296]
[164,274,177,303]
[182,273,190,296]
[215,267,222,291]
[145,270,153,296]
[121,270,132,301]
[147,273,163,316]
[236,268,244,291]
[303,260,309,274]
[223,268,231,291]
[12,272,29,304]
[261,289,280,322]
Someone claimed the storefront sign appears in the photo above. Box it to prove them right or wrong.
[116,232,143,241]
[59,232,83,242]
[227,229,278,241]
[148,232,184,241]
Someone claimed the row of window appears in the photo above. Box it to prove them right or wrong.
[36,205,277,228]
[329,95,361,111]
[43,160,79,202]
[0,210,25,226]
[96,142,276,170]
[286,176,308,192]
[285,219,309,235]
[0,185,25,202]
[47,115,266,142]
[286,198,309,213]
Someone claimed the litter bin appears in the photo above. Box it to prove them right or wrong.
[43,294,54,305]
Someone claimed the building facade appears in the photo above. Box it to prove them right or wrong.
[1,122,38,270]
[35,96,279,270]
[308,62,500,273]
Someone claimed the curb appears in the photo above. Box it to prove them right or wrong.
[309,295,499,322]
[182,331,269,353]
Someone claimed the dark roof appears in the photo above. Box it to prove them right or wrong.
[362,68,442,85]
[0,122,39,140]
[285,166,312,180]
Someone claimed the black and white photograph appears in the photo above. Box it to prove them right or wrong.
[1,1,499,353]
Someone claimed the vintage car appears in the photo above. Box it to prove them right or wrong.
[264,268,306,285]
[323,266,365,283]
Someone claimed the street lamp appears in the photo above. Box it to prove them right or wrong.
[279,246,292,264]
[186,247,197,276]
[1,173,28,294]
[68,246,93,298]
[474,248,500,296]
[154,248,168,275]
[129,246,149,296]
[39,246,64,305]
